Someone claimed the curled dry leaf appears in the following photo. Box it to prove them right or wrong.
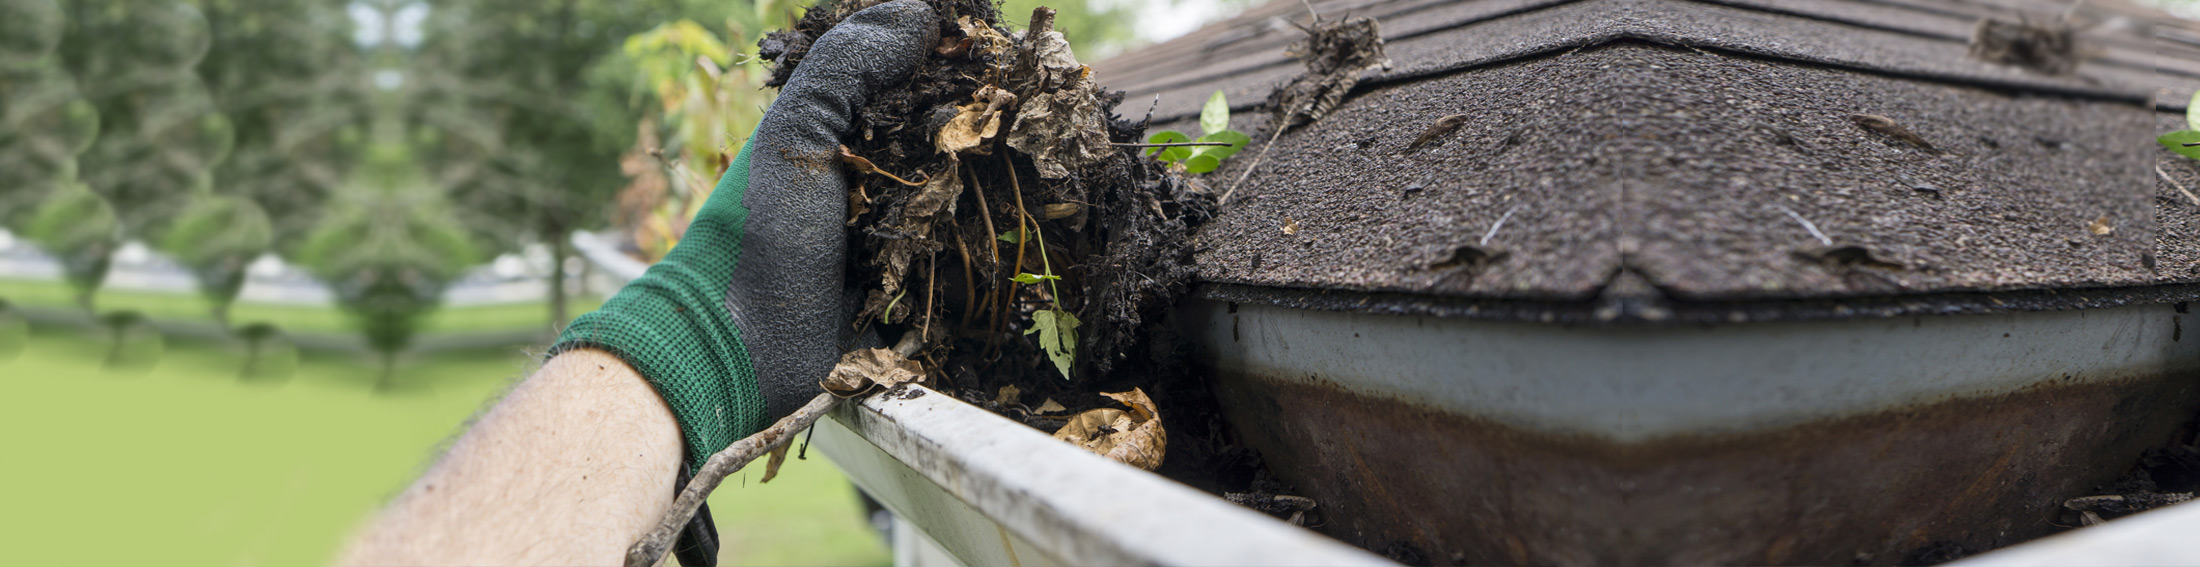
[1051,387,1166,470]
[1035,398,1067,414]
[2088,215,2114,236]
[994,384,1022,406]
[936,86,1016,155]
[819,347,925,398]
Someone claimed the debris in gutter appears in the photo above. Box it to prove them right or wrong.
[1968,17,2080,75]
[1052,388,1167,470]
[758,0,1285,524]
[820,347,926,397]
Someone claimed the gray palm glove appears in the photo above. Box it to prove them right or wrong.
[555,0,938,464]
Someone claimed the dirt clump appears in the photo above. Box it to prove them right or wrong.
[762,0,1284,507]
[1967,16,2079,75]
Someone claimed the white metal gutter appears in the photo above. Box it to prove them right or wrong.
[812,384,1396,567]
[1950,499,2200,566]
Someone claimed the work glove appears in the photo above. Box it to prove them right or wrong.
[554,0,936,478]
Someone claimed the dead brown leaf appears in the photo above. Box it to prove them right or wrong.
[903,156,964,219]
[1282,218,1300,235]
[1408,114,1470,150]
[839,145,925,186]
[994,384,1022,406]
[936,87,1016,156]
[1039,202,1082,220]
[1035,398,1066,414]
[2088,215,2113,236]
[1052,387,1166,470]
[820,348,925,398]
[759,443,790,483]
[1848,114,1937,153]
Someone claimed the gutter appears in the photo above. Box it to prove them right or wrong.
[572,238,1387,565]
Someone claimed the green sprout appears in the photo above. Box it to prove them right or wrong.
[1009,217,1079,380]
[1145,90,1253,174]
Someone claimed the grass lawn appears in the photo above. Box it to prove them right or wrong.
[0,323,890,566]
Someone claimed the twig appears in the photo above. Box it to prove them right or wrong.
[625,333,926,567]
[1113,141,1235,148]
[1221,102,1309,205]
[1480,206,1521,246]
[2160,164,2200,209]
[625,393,840,567]
[1779,206,1833,246]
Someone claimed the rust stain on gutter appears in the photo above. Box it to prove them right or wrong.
[1211,369,2200,566]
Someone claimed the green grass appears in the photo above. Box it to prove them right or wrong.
[0,324,889,566]
[0,278,604,336]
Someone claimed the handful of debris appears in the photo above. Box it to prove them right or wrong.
[762,0,1219,472]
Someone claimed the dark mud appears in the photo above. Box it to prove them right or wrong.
[764,0,1302,515]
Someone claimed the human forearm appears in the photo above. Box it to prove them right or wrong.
[339,348,683,566]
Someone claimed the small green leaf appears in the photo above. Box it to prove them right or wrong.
[1201,90,1231,136]
[2160,130,2200,160]
[2188,90,2200,133]
[1181,130,1252,174]
[1146,130,1192,162]
[998,230,1022,243]
[1184,154,1222,174]
[1025,308,1080,380]
[1011,272,1058,284]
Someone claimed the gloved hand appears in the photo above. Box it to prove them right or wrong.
[554,0,937,468]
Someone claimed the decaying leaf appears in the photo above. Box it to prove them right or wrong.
[1051,387,1166,470]
[1848,114,1937,153]
[903,156,964,219]
[936,86,1016,155]
[1968,17,2079,75]
[1026,308,1080,380]
[1408,114,1471,150]
[1003,10,1112,178]
[840,145,926,186]
[1035,398,1067,414]
[1039,202,1082,220]
[759,443,791,483]
[1282,218,1299,235]
[1269,16,1389,130]
[820,347,925,397]
[994,384,1022,406]
[2088,215,2114,236]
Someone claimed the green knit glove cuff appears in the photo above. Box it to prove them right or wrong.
[554,145,764,471]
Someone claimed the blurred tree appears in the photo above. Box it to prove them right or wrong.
[0,0,110,310]
[402,0,738,335]
[296,119,479,386]
[164,0,373,325]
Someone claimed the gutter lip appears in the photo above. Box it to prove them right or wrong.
[823,384,1398,567]
[1196,281,2200,324]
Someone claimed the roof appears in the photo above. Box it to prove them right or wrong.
[1093,0,2200,317]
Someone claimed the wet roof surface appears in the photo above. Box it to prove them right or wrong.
[1092,0,2200,306]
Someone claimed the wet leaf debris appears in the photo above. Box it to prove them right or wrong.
[762,0,1282,510]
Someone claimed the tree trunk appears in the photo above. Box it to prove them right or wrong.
[548,234,571,339]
